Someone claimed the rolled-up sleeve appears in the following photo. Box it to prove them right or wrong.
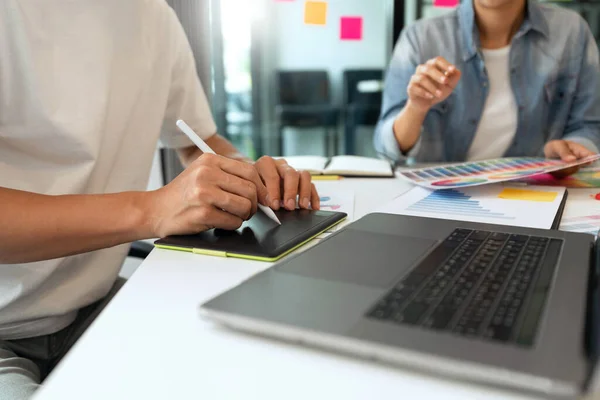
[563,22,600,154]
[374,27,422,162]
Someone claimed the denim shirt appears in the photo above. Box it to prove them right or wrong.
[374,0,600,163]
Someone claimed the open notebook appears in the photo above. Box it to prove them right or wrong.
[279,155,394,177]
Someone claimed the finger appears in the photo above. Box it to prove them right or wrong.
[420,62,448,86]
[278,164,300,210]
[412,74,442,98]
[194,207,244,231]
[408,81,434,100]
[566,141,595,159]
[255,157,282,210]
[216,157,269,205]
[446,68,462,90]
[210,190,254,221]
[310,183,320,210]
[215,170,258,216]
[297,171,312,209]
[430,56,455,75]
[545,140,576,162]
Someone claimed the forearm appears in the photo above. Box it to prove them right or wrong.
[393,101,429,153]
[0,188,154,264]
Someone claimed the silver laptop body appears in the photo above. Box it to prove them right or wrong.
[200,213,598,399]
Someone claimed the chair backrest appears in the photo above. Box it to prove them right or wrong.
[343,69,384,107]
[276,70,331,106]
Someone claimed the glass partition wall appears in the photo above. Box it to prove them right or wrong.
[196,0,600,161]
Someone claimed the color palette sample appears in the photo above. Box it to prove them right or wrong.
[399,155,600,189]
[304,1,328,25]
[520,167,600,188]
[340,17,363,40]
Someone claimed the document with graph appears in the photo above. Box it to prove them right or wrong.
[376,184,567,229]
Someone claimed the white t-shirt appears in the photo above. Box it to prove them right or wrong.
[466,46,518,161]
[0,0,216,339]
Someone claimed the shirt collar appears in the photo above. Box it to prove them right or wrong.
[458,0,550,62]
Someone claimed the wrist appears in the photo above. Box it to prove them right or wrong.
[405,99,430,117]
[133,190,163,239]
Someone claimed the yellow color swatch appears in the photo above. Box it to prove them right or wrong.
[304,1,327,25]
[498,188,558,202]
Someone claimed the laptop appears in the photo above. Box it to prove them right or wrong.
[200,213,600,398]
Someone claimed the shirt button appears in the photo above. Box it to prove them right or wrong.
[483,82,488,87]
[469,119,477,125]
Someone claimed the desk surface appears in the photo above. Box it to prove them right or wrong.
[35,179,547,400]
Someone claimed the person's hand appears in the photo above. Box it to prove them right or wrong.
[407,56,461,113]
[253,156,320,211]
[544,140,595,178]
[147,153,270,237]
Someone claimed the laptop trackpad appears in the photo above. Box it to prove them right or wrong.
[276,230,436,288]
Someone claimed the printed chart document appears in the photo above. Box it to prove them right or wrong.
[280,155,393,177]
[315,189,355,237]
[559,189,600,235]
[376,184,566,230]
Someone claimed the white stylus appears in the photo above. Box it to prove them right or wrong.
[176,119,282,226]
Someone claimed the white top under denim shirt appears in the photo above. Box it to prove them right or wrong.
[467,45,518,160]
[374,0,600,163]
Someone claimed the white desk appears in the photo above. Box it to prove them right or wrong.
[34,179,547,400]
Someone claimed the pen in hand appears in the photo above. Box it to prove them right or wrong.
[175,119,282,226]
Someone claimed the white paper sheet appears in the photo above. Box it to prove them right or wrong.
[375,184,566,230]
[315,189,355,237]
[559,189,600,235]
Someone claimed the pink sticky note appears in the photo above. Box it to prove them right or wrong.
[340,17,363,41]
[434,0,459,7]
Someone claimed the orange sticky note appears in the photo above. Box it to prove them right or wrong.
[305,1,327,25]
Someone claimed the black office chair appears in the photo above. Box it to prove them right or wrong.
[342,69,384,155]
[275,71,340,156]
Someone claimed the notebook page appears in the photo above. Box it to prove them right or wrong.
[325,156,393,176]
[277,156,328,174]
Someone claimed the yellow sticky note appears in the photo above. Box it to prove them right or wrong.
[305,1,327,25]
[498,188,558,202]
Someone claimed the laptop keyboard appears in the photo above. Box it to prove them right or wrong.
[367,228,562,347]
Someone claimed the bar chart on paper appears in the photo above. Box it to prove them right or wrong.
[406,189,514,221]
[377,184,566,229]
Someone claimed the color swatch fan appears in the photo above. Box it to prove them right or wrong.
[399,155,600,189]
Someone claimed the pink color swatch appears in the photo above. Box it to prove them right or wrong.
[433,0,459,7]
[340,17,363,41]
